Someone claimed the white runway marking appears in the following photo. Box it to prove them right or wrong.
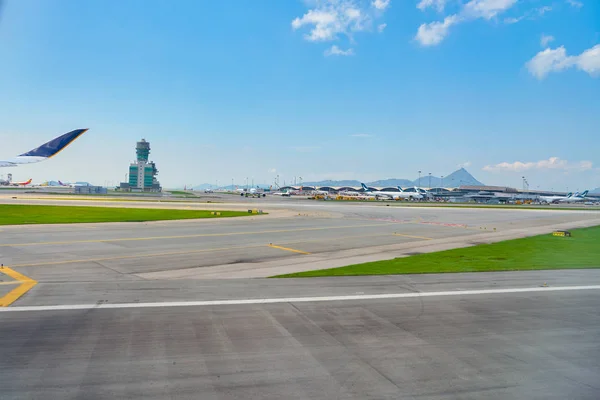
[2,285,600,313]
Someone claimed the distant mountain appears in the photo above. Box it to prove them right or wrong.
[591,187,600,194]
[301,168,484,188]
[432,168,484,188]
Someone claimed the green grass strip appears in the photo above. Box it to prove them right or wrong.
[0,204,252,225]
[275,225,600,277]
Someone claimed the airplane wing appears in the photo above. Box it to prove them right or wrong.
[0,129,88,168]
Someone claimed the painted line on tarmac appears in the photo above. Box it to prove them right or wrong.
[10,232,431,268]
[0,222,401,248]
[393,233,433,240]
[268,244,311,255]
[0,266,38,307]
[0,281,21,285]
[10,244,265,268]
[2,285,600,312]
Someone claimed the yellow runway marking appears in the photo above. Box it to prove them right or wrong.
[0,222,401,248]
[393,233,433,240]
[10,232,430,268]
[268,244,311,255]
[0,266,38,307]
[0,281,21,285]
[11,244,264,268]
[10,233,387,268]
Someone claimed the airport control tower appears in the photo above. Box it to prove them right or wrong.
[120,139,161,192]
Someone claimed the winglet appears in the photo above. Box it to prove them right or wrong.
[19,129,88,158]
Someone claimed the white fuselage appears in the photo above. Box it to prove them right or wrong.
[369,190,422,200]
[560,196,587,203]
[540,195,570,203]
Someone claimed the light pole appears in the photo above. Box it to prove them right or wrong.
[428,172,431,189]
[231,178,234,191]
[440,175,444,194]
[418,171,421,188]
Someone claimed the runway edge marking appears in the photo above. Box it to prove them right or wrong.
[0,266,38,307]
[2,285,600,312]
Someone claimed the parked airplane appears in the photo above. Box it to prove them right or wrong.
[360,183,423,200]
[399,186,426,200]
[58,181,89,188]
[0,129,88,168]
[12,178,32,186]
[238,187,266,197]
[560,190,589,203]
[539,192,572,204]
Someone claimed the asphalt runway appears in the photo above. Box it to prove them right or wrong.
[1,196,600,398]
[1,271,599,399]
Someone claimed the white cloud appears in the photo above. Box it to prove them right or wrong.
[483,157,594,172]
[372,0,390,10]
[415,15,460,46]
[566,0,583,8]
[324,45,355,56]
[416,0,516,46]
[351,133,373,137]
[504,5,553,25]
[540,34,554,48]
[377,23,387,32]
[268,168,277,174]
[292,0,390,46]
[458,161,472,168]
[537,6,552,15]
[504,16,523,24]
[577,44,600,75]
[462,0,517,20]
[526,44,600,79]
[417,0,446,12]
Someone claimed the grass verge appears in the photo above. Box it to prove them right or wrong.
[275,225,600,278]
[0,204,253,225]
[168,190,198,197]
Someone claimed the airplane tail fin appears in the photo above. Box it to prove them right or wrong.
[397,186,404,192]
[581,190,589,198]
[19,129,88,159]
[361,183,370,192]
[566,192,573,198]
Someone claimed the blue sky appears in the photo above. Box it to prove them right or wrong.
[0,0,598,190]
